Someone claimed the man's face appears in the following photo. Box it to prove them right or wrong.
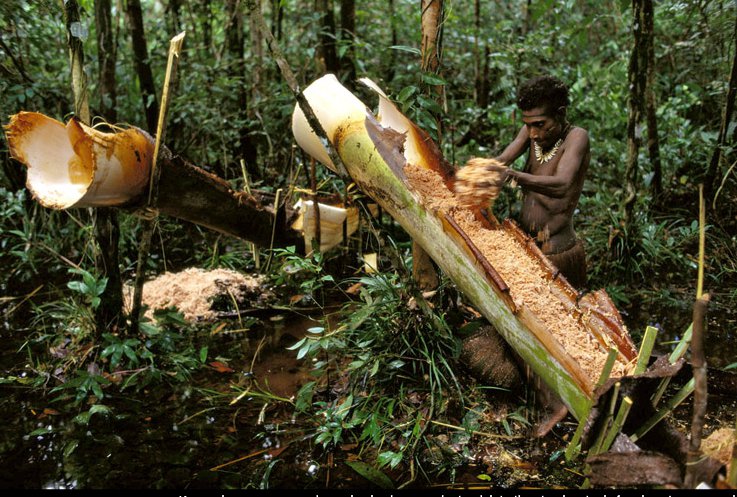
[521,106,561,149]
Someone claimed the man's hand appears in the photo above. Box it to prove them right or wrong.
[454,158,509,209]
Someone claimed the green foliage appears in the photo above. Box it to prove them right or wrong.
[67,268,108,310]
[50,369,111,404]
[100,333,142,368]
[269,246,335,305]
[287,251,463,472]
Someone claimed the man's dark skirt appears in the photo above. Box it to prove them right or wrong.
[545,238,587,289]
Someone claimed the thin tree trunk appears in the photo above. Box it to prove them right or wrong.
[167,0,183,33]
[385,0,398,82]
[340,0,356,85]
[420,0,445,143]
[315,0,339,73]
[65,0,124,336]
[249,0,265,175]
[271,0,284,41]
[94,0,124,335]
[225,0,258,175]
[520,0,531,37]
[474,0,489,109]
[643,0,662,198]
[64,0,90,124]
[623,0,646,225]
[415,0,445,291]
[705,14,737,204]
[420,0,442,74]
[197,0,213,55]
[684,294,710,488]
[473,0,480,103]
[124,0,159,131]
[95,0,117,122]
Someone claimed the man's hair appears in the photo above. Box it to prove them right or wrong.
[516,75,570,115]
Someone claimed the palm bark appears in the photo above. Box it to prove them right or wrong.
[292,76,639,420]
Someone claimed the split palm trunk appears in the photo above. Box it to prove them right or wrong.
[292,75,638,420]
[4,111,303,250]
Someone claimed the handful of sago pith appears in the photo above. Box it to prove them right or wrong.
[454,158,507,209]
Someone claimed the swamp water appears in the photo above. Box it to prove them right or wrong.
[0,273,735,489]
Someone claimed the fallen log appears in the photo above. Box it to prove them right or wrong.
[4,111,304,250]
[291,74,639,420]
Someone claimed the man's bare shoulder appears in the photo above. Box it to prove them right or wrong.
[567,126,590,145]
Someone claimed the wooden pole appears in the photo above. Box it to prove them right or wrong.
[684,293,710,488]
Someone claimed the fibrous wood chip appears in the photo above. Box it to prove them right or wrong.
[124,267,268,321]
[701,428,736,467]
[404,163,631,381]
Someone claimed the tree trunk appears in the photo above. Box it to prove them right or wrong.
[249,0,265,175]
[153,151,304,250]
[271,0,284,41]
[705,14,737,204]
[473,0,490,109]
[197,0,213,55]
[623,0,646,225]
[225,0,258,175]
[643,0,662,198]
[315,0,340,73]
[95,0,117,122]
[420,0,444,143]
[340,0,356,85]
[124,0,159,131]
[6,111,305,251]
[167,0,183,33]
[420,0,443,74]
[64,0,90,124]
[385,0,398,82]
[93,0,125,335]
[415,0,445,290]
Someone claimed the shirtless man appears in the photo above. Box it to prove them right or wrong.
[465,75,589,435]
[492,75,590,289]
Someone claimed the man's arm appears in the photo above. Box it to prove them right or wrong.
[507,128,589,199]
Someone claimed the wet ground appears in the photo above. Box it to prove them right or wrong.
[0,296,735,489]
[0,306,578,490]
